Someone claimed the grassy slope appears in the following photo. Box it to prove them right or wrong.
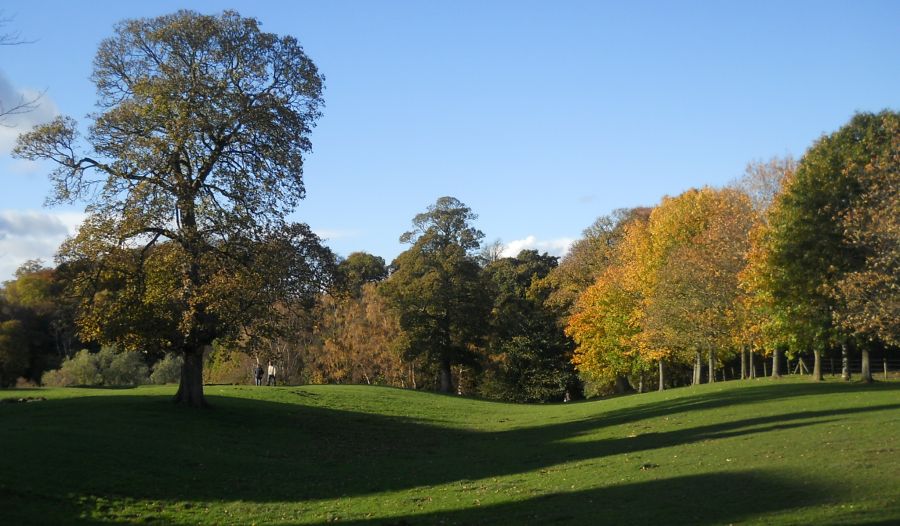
[1,378,899,525]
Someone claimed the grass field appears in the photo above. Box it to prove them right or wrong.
[1,378,899,525]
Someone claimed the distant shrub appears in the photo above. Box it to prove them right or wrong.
[55,349,102,386]
[150,354,183,384]
[41,347,149,387]
[40,368,70,387]
[15,377,39,388]
[100,347,149,386]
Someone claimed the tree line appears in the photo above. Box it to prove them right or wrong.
[1,11,896,404]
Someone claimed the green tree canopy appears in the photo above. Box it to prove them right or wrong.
[755,111,898,382]
[382,197,489,393]
[337,252,388,297]
[482,250,577,402]
[399,196,484,252]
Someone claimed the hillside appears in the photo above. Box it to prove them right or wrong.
[2,379,899,525]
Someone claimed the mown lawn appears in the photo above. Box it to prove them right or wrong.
[1,377,899,525]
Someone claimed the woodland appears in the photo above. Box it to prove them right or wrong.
[0,11,897,406]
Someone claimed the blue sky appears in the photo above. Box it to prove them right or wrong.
[1,1,898,280]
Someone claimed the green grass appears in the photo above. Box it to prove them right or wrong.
[2,378,899,525]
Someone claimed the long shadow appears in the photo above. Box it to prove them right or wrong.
[306,471,834,526]
[559,379,897,432]
[1,381,898,523]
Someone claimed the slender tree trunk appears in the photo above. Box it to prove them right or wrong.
[763,358,768,378]
[439,358,453,393]
[841,343,851,381]
[740,346,748,380]
[658,360,666,391]
[708,350,716,383]
[638,374,645,393]
[749,349,755,379]
[693,351,702,386]
[173,347,209,408]
[860,348,872,383]
[885,357,889,380]
[812,349,823,381]
[772,348,782,378]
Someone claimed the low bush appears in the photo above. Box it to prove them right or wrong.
[149,354,183,384]
[41,347,149,387]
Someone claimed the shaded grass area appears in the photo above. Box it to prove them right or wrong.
[1,379,899,524]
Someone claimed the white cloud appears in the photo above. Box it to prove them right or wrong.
[501,235,575,259]
[0,70,59,154]
[0,209,85,281]
[313,228,360,241]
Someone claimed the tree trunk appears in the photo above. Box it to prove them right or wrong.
[763,358,768,377]
[860,348,872,383]
[749,349,755,379]
[885,357,889,380]
[173,347,209,408]
[658,360,665,391]
[772,348,782,378]
[708,350,716,383]
[740,346,748,380]
[614,375,634,394]
[812,349,823,381]
[693,351,702,386]
[638,374,645,393]
[841,343,851,381]
[439,358,453,393]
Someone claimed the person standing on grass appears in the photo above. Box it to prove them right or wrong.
[254,360,264,386]
[267,361,277,386]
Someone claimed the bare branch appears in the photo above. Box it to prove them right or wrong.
[0,11,37,46]
[0,89,45,123]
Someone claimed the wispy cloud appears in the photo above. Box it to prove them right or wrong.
[0,70,58,154]
[0,210,84,280]
[313,228,361,241]
[501,235,574,259]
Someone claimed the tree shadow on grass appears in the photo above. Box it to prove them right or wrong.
[307,470,833,526]
[1,381,898,523]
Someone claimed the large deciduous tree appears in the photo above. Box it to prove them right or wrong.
[381,197,490,393]
[312,282,405,386]
[542,207,651,314]
[753,112,898,383]
[641,188,754,384]
[829,112,899,349]
[14,10,331,406]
